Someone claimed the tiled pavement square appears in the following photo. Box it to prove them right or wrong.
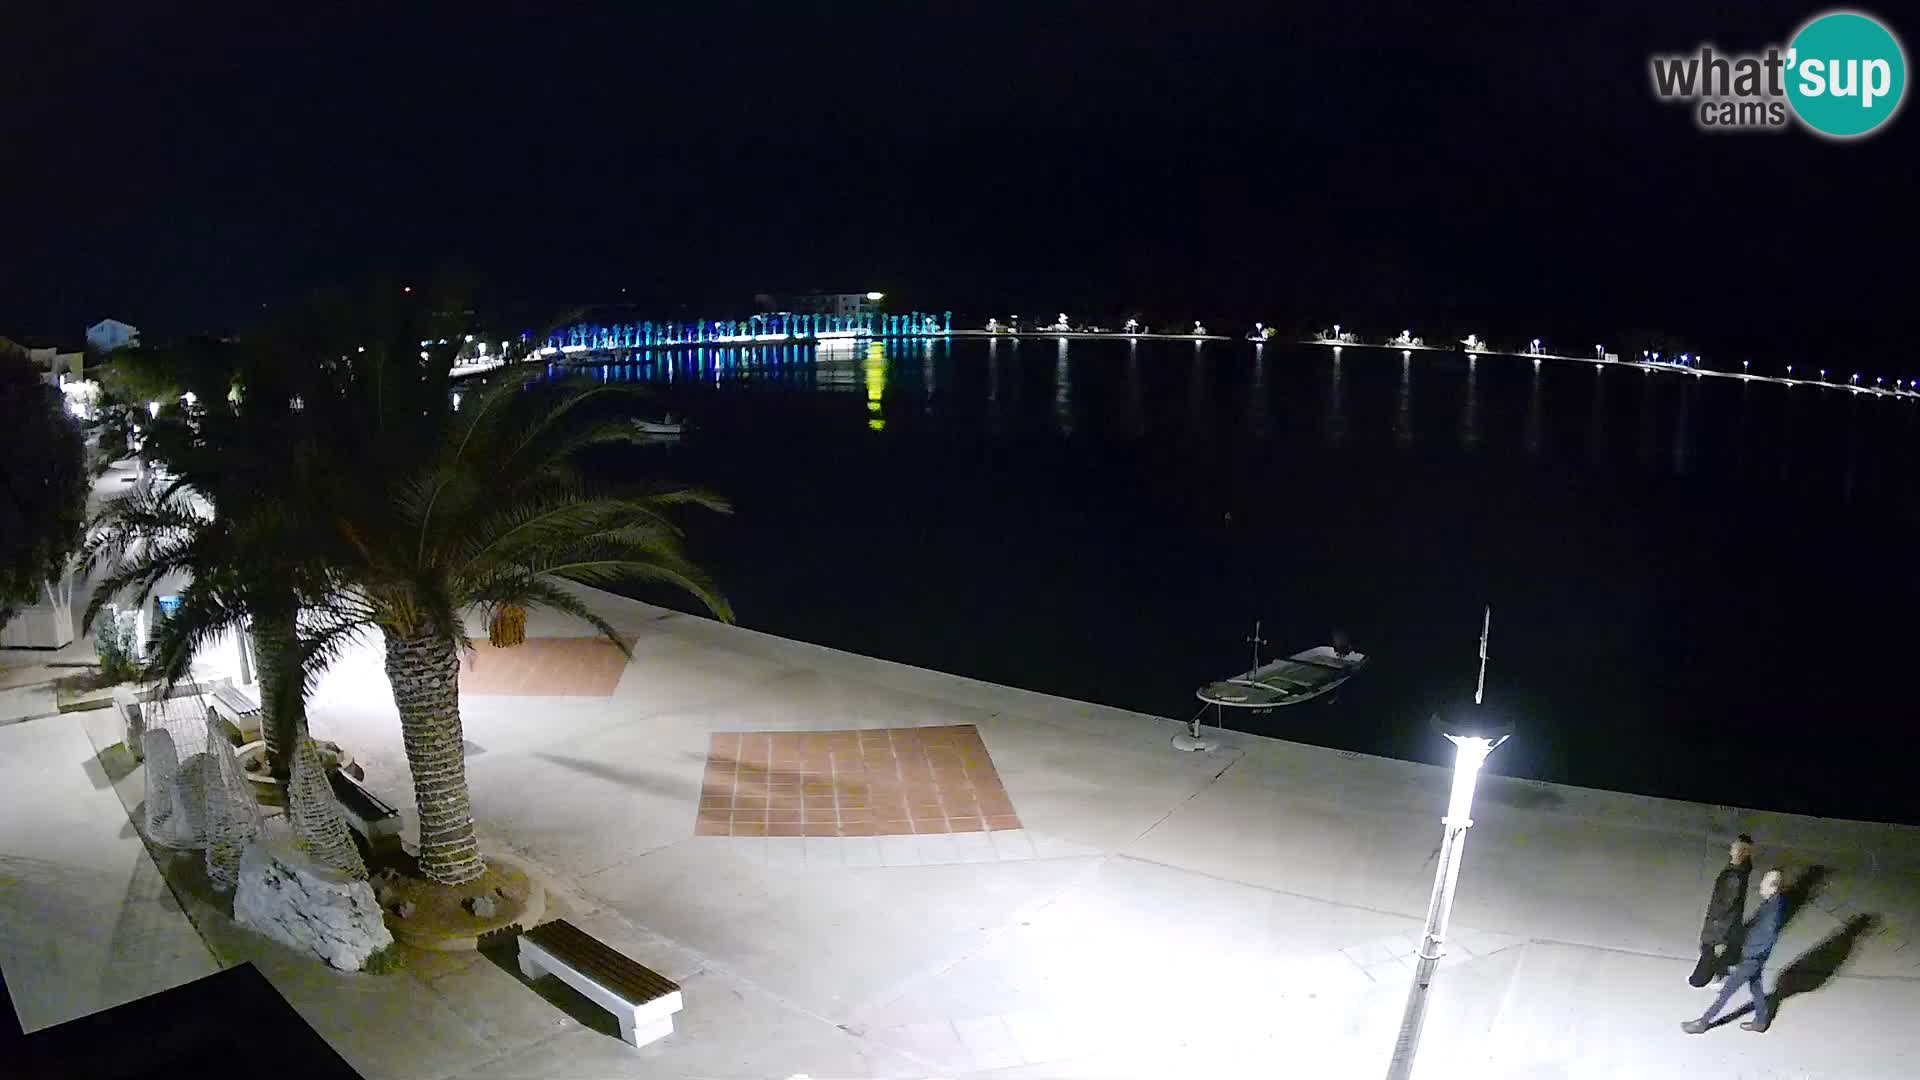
[695,724,1022,837]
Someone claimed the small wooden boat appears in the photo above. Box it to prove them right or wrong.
[1196,640,1367,709]
[632,418,684,443]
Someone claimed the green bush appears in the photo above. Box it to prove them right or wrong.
[0,347,88,620]
[94,613,142,683]
[361,943,406,975]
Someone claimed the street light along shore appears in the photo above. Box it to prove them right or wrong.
[1385,606,1513,1080]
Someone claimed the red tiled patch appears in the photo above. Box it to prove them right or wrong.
[692,724,1021,837]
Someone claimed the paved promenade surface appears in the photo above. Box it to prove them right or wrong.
[0,710,221,1032]
[5,579,1919,1078]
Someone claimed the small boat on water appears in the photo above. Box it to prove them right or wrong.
[633,417,684,443]
[1196,636,1368,709]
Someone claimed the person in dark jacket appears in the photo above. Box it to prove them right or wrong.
[1689,835,1753,986]
[1682,868,1786,1034]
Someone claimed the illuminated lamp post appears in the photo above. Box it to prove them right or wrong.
[1384,606,1513,1080]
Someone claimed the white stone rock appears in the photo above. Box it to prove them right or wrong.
[233,837,393,971]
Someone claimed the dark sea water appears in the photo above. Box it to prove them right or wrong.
[576,338,1920,826]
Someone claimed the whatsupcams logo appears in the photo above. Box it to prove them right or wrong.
[1650,10,1906,137]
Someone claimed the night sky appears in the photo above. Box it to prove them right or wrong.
[4,2,1912,367]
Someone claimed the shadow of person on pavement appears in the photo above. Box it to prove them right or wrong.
[1767,914,1877,1021]
[1780,864,1829,924]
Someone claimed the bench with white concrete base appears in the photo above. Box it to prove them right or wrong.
[517,919,683,1048]
[207,680,263,742]
[326,768,403,854]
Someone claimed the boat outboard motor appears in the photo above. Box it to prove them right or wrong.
[1332,629,1353,657]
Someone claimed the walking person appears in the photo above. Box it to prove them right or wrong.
[1682,868,1787,1034]
[1689,834,1753,987]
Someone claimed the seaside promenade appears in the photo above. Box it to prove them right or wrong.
[4,577,1918,1078]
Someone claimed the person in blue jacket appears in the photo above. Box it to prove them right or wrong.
[1682,868,1786,1034]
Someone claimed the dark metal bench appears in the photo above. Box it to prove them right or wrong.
[326,768,402,852]
[518,919,684,1047]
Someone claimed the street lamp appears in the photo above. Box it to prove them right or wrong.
[1385,606,1513,1080]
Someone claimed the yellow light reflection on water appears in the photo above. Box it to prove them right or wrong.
[865,341,886,431]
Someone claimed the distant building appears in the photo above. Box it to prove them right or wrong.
[85,318,140,353]
[0,336,85,389]
[755,291,885,320]
[47,349,85,386]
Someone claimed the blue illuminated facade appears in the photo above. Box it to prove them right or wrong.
[544,310,952,355]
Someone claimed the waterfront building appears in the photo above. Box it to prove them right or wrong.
[756,291,886,321]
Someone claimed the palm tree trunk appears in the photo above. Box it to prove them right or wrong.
[252,610,306,782]
[382,625,484,885]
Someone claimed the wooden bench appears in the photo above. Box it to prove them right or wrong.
[517,919,683,1048]
[326,769,403,853]
[208,681,263,742]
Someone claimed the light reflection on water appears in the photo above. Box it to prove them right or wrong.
[864,342,885,432]
[1190,348,1212,438]
[1459,353,1479,450]
[1587,362,1606,463]
[556,337,1918,496]
[1524,361,1542,458]
[1394,352,1413,449]
[1324,348,1345,446]
[1249,346,1269,442]
[1054,338,1072,436]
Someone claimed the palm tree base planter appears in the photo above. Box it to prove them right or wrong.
[235,740,359,806]
[370,849,547,952]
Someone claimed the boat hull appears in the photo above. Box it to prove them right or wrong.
[1196,646,1368,708]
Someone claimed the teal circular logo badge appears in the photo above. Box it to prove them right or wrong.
[1786,12,1906,137]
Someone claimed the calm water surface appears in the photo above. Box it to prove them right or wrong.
[577,339,1920,825]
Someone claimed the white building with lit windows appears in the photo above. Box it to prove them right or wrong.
[755,291,886,320]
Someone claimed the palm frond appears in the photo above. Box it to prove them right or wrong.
[139,582,252,698]
[281,607,374,721]
[536,556,732,623]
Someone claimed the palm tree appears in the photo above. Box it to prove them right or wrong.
[82,337,328,780]
[298,317,731,886]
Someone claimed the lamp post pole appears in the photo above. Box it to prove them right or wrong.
[1384,607,1509,1080]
